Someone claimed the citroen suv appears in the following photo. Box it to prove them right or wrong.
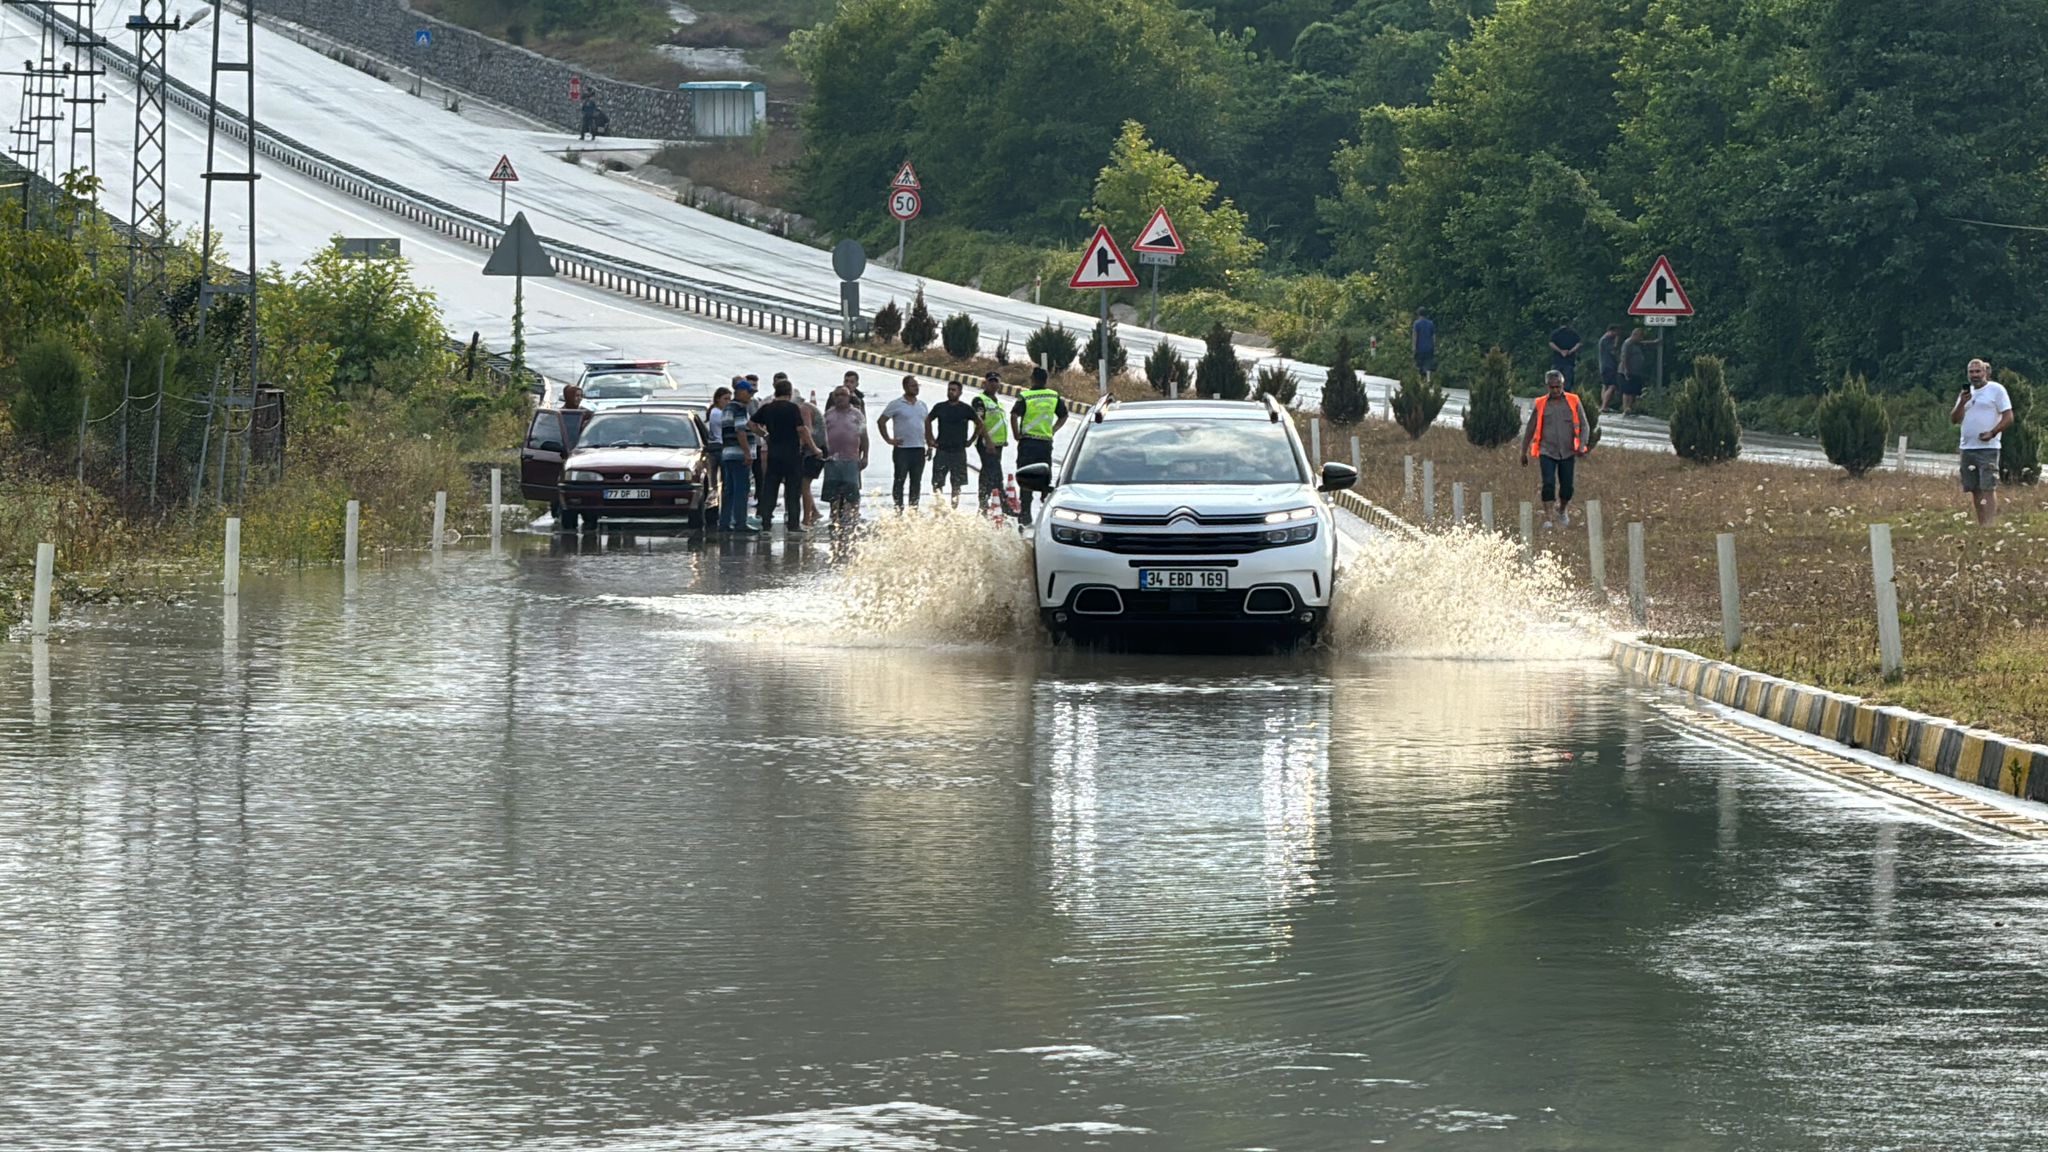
[1016,397,1356,643]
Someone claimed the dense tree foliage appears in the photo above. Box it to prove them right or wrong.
[1085,122,1262,287]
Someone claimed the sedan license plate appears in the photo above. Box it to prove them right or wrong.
[602,487,651,500]
[1139,568,1227,591]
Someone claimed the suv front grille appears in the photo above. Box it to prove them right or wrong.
[1082,530,1284,555]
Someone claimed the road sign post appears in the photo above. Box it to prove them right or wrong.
[1628,255,1693,395]
[483,212,557,380]
[888,162,920,271]
[488,154,519,225]
[1130,206,1185,330]
[413,28,431,98]
[1070,225,1140,398]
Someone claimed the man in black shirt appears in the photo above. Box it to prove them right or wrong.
[750,378,820,531]
[1548,322,1582,388]
[924,380,983,509]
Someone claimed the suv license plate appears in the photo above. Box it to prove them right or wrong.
[603,488,651,500]
[1139,569,1227,591]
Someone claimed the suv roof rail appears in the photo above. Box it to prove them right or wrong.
[1092,395,1119,423]
[1260,392,1283,423]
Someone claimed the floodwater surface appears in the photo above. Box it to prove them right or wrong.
[3,534,2045,1151]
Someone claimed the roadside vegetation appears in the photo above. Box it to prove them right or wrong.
[0,173,527,627]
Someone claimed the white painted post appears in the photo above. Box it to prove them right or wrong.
[1586,499,1606,595]
[1480,491,1495,533]
[490,468,503,552]
[432,491,448,557]
[1870,523,1904,678]
[1628,521,1647,626]
[1892,434,1908,472]
[1421,459,1435,522]
[1717,532,1741,653]
[1350,435,1361,474]
[223,518,241,598]
[1310,418,1323,467]
[1403,455,1415,500]
[344,500,360,567]
[1451,482,1465,524]
[31,542,54,636]
[1519,501,1534,562]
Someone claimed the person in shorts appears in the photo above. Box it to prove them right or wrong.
[924,379,981,509]
[1952,358,2015,525]
[821,385,868,531]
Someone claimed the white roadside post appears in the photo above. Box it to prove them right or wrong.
[1586,499,1606,595]
[490,468,504,553]
[1403,455,1415,500]
[1310,418,1322,467]
[31,542,54,636]
[1717,532,1741,653]
[344,500,360,567]
[1451,482,1465,524]
[432,491,448,559]
[223,518,242,598]
[1421,459,1436,523]
[1893,435,1908,472]
[1628,521,1647,626]
[1519,502,1534,563]
[1481,491,1495,533]
[1350,436,1361,475]
[1870,523,1904,678]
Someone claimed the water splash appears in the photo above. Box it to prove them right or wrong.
[1326,526,1609,660]
[827,510,1039,644]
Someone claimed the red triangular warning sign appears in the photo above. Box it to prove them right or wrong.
[1131,206,1184,254]
[1070,225,1140,290]
[890,161,920,190]
[489,154,519,183]
[1628,254,1693,316]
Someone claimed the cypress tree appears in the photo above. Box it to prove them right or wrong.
[1194,322,1249,399]
[1077,319,1129,377]
[1463,345,1522,448]
[901,287,938,352]
[1999,371,2041,485]
[872,299,902,343]
[940,311,980,359]
[1319,335,1367,424]
[1144,340,1189,395]
[1390,364,1446,439]
[1815,371,1889,477]
[1256,363,1299,407]
[1669,355,1742,463]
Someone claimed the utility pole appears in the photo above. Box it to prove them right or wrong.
[195,0,260,499]
[125,0,176,319]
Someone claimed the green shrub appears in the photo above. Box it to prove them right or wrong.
[1077,319,1128,378]
[902,288,937,352]
[993,331,1011,365]
[1576,384,1603,450]
[1463,345,1522,448]
[872,299,902,343]
[1025,321,1078,373]
[1194,322,1248,400]
[1670,355,1743,463]
[1256,363,1298,407]
[5,332,90,451]
[1319,335,1367,424]
[1143,339,1189,395]
[941,311,980,360]
[1389,365,1445,439]
[2000,371,2041,485]
[1815,371,1890,477]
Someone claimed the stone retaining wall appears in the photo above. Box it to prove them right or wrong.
[1612,639,2048,806]
[251,0,692,139]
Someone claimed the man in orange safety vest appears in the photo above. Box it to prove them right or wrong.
[1520,369,1589,528]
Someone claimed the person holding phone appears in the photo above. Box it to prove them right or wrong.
[1952,358,2015,525]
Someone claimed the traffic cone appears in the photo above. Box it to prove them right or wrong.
[1005,473,1020,518]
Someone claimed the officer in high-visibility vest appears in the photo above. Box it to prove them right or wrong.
[1009,367,1069,526]
[973,371,1011,515]
[1520,369,1589,528]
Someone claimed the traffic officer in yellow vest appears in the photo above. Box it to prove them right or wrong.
[974,371,1011,515]
[1520,369,1589,528]
[1009,367,1069,526]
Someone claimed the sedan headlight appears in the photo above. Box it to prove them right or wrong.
[565,469,601,481]
[652,470,686,480]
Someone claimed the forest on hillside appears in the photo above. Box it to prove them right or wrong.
[792,0,2048,433]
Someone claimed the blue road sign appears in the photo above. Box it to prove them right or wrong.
[415,28,432,47]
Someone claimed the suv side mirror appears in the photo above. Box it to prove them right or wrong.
[1015,462,1053,493]
[1318,461,1358,492]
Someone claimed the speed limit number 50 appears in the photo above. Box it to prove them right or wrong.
[889,188,921,221]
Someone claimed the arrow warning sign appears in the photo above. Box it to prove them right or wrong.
[1628,254,1693,316]
[1131,206,1185,254]
[890,161,921,190]
[1070,226,1139,290]
[489,154,520,182]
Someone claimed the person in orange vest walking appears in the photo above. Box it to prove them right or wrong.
[1520,369,1589,528]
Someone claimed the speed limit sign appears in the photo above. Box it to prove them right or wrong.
[888,188,921,221]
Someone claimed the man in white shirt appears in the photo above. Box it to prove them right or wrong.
[876,375,930,510]
[1951,358,2015,525]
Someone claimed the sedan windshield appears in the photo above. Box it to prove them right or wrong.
[1066,419,1304,485]
[582,375,664,399]
[576,412,701,450]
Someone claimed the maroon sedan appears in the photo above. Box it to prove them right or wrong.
[520,405,713,532]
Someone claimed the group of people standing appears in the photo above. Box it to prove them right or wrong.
[703,367,1072,534]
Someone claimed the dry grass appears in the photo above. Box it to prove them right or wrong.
[1334,420,2048,742]
[655,133,805,207]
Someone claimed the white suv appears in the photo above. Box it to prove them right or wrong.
[1016,397,1356,643]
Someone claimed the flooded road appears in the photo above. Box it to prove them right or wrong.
[4,536,2047,1150]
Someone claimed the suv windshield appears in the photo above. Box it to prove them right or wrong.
[582,375,664,400]
[576,412,701,450]
[1067,418,1304,485]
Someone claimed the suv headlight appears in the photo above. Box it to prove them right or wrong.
[1265,521,1319,544]
[565,469,601,481]
[1264,506,1319,523]
[1050,526,1103,545]
[652,470,686,480]
[1051,508,1103,525]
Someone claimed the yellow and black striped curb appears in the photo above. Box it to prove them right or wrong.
[835,346,1097,415]
[1613,639,2048,813]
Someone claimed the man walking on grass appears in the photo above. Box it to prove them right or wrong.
[1521,370,1588,528]
[1953,358,2015,526]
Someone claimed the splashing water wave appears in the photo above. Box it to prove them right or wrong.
[1325,525,1610,660]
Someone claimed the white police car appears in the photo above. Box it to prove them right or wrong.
[1015,396,1355,643]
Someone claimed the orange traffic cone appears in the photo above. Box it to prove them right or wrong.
[1005,473,1020,518]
